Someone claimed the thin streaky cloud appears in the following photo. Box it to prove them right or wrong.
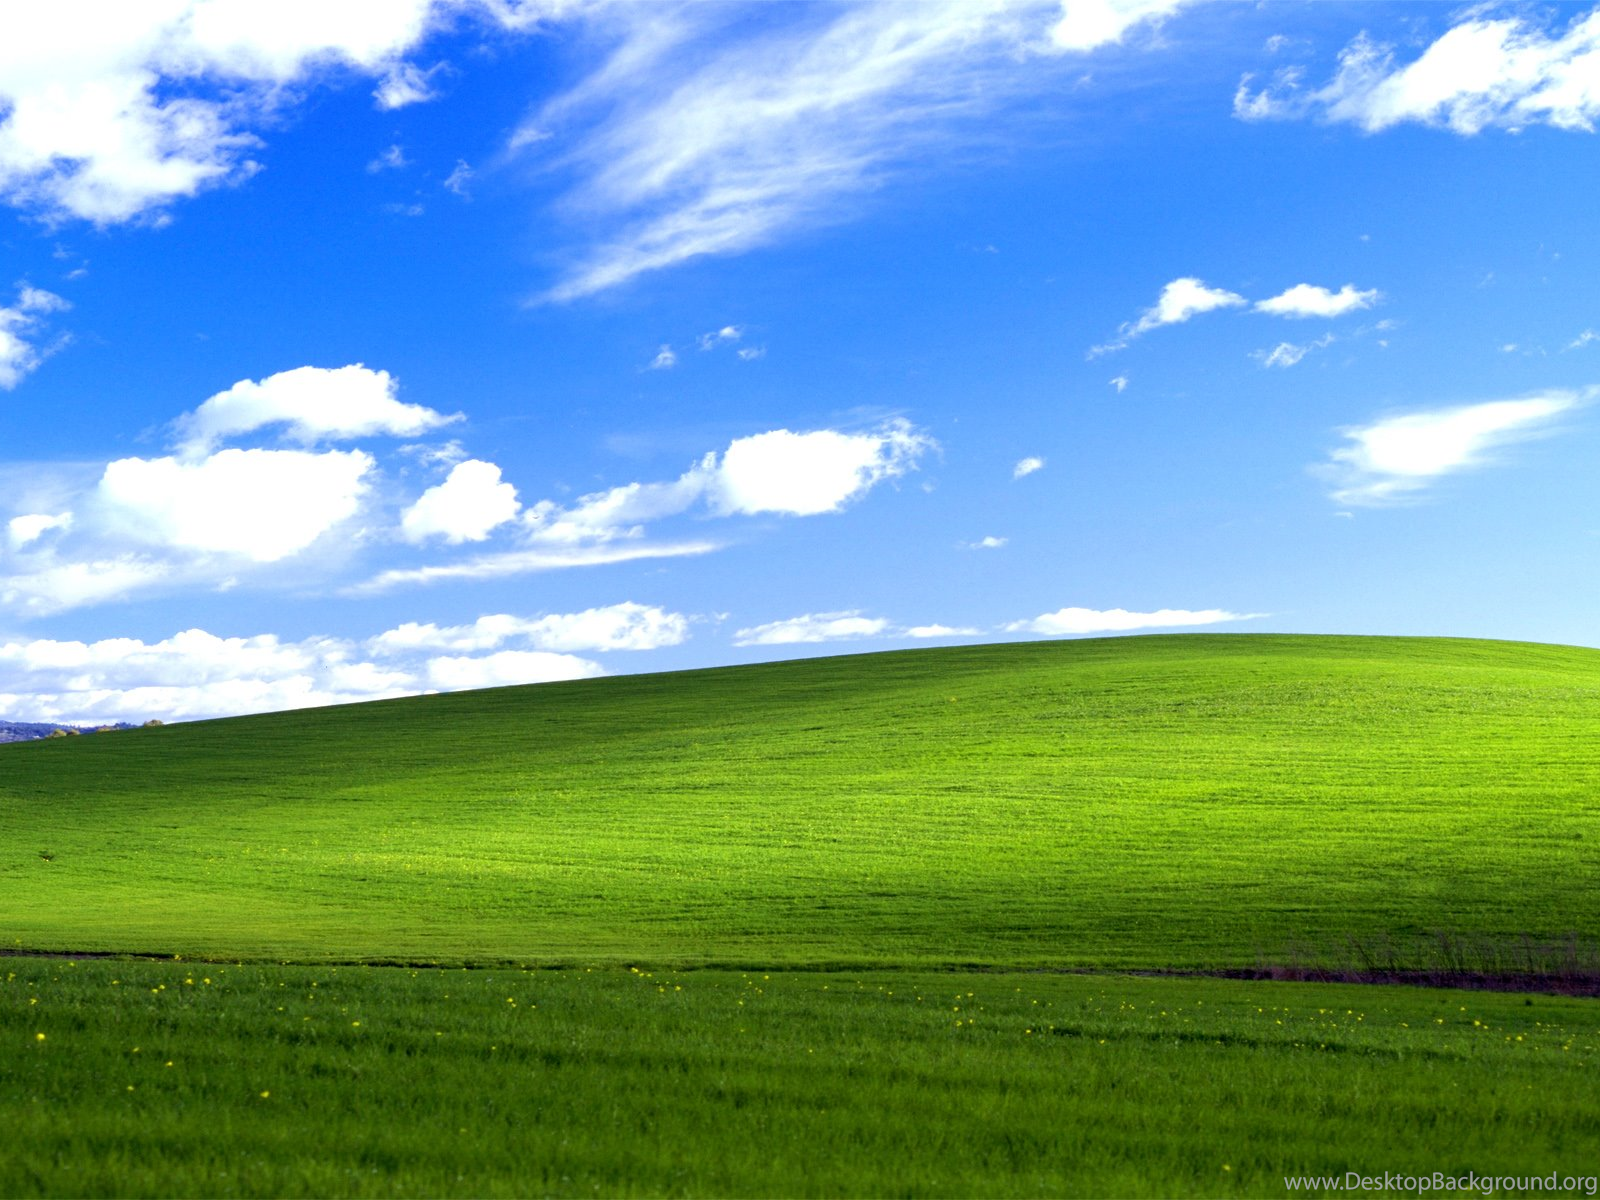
[348,540,722,595]
[529,1,1196,301]
[1004,607,1261,636]
[1319,389,1589,506]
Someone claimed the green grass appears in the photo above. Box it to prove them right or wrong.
[3,634,1598,968]
[7,634,1600,1196]
[6,957,1598,1198]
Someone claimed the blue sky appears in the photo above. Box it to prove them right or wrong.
[1,0,1598,722]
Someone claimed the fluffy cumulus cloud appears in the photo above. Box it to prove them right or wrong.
[1005,607,1257,636]
[176,364,459,453]
[371,602,688,654]
[0,601,689,723]
[0,1,567,225]
[1235,7,1600,135]
[7,511,72,548]
[0,361,516,612]
[1255,284,1379,319]
[0,284,69,389]
[96,448,373,562]
[1320,390,1585,506]
[1092,277,1245,355]
[1096,277,1381,356]
[518,419,934,547]
[5,369,933,610]
[713,422,932,516]
[400,459,521,544]
[528,0,1194,300]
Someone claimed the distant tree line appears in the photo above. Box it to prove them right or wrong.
[0,720,146,744]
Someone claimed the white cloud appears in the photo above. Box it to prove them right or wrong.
[1255,283,1380,319]
[443,158,473,196]
[0,283,69,389]
[1013,456,1045,479]
[1110,375,1128,392]
[736,346,766,362]
[350,539,720,594]
[963,535,1007,550]
[7,511,71,548]
[732,610,987,646]
[521,419,933,545]
[96,447,372,562]
[0,1,467,224]
[176,364,459,453]
[1321,390,1585,506]
[1234,8,1600,135]
[530,1,1194,300]
[0,617,617,724]
[400,459,521,544]
[0,555,172,617]
[698,325,741,350]
[712,421,932,516]
[733,611,889,646]
[375,60,445,110]
[1005,607,1257,635]
[1254,333,1334,369]
[366,143,408,173]
[372,601,689,654]
[648,344,676,370]
[424,650,603,691]
[1568,330,1599,351]
[1091,277,1246,355]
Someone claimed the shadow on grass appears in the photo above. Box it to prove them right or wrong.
[1228,932,1600,997]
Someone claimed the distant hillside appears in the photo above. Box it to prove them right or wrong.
[0,720,137,743]
[1,634,1597,967]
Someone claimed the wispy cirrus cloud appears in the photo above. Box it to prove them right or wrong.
[1235,7,1600,135]
[0,284,69,389]
[732,610,980,647]
[1254,333,1334,369]
[525,0,1195,300]
[1319,390,1588,506]
[345,540,720,596]
[1005,606,1259,635]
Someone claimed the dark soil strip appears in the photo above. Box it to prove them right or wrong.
[4,947,1597,997]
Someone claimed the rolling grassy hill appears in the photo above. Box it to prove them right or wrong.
[5,633,1597,969]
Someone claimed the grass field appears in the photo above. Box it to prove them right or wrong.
[3,634,1598,968]
[6,957,1599,1198]
[5,633,1600,1195]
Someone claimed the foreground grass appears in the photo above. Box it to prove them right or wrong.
[3,635,1599,968]
[5,959,1598,1198]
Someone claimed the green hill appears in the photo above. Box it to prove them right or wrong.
[4,633,1597,968]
